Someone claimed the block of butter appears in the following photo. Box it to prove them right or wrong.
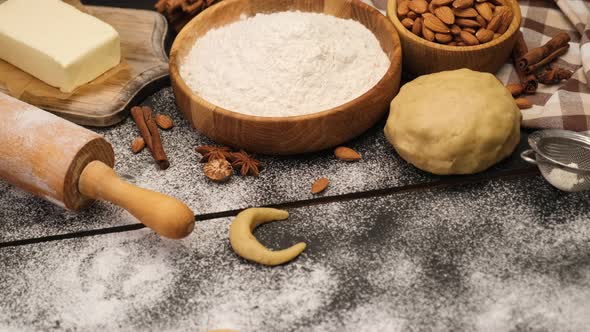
[0,0,121,93]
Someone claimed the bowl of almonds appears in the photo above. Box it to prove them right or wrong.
[387,0,521,75]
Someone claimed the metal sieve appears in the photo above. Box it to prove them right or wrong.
[521,129,590,192]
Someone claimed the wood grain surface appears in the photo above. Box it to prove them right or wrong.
[170,0,402,155]
[386,0,522,76]
[0,5,169,127]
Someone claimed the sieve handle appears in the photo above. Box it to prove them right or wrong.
[520,149,538,165]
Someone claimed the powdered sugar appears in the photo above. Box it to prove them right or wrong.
[180,11,390,117]
[545,162,585,191]
[3,176,590,330]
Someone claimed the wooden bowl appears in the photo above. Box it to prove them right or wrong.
[170,0,402,155]
[386,0,521,76]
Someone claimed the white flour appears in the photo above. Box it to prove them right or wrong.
[180,11,390,117]
[545,162,584,191]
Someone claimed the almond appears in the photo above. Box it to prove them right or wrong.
[450,24,462,35]
[131,137,145,154]
[407,0,428,13]
[428,2,436,14]
[411,17,423,36]
[455,18,481,28]
[434,6,455,25]
[453,7,478,17]
[493,33,501,39]
[155,114,174,130]
[422,24,436,41]
[515,97,533,109]
[475,15,487,28]
[407,11,418,19]
[475,2,493,21]
[401,17,414,29]
[334,146,362,161]
[435,33,453,43]
[463,27,476,34]
[475,28,494,43]
[486,13,502,31]
[497,8,513,34]
[506,83,524,97]
[397,0,410,17]
[432,0,453,5]
[452,0,473,9]
[460,30,480,45]
[448,41,458,46]
[423,14,450,33]
[311,177,329,194]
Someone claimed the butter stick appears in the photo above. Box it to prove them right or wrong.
[0,0,121,93]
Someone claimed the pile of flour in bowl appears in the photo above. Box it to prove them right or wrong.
[180,11,391,117]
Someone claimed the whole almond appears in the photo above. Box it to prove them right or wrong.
[401,17,414,29]
[407,11,418,19]
[408,0,428,14]
[475,2,493,21]
[453,7,478,17]
[515,97,533,109]
[131,137,145,154]
[450,24,462,35]
[434,6,455,25]
[156,114,174,130]
[334,146,362,161]
[452,0,473,9]
[428,2,436,14]
[506,83,524,97]
[457,41,467,46]
[311,177,329,194]
[487,14,502,31]
[460,30,480,45]
[432,0,453,5]
[412,17,423,36]
[456,18,481,28]
[497,9,513,34]
[397,0,410,17]
[435,33,453,43]
[424,14,450,33]
[475,15,487,28]
[463,27,476,34]
[448,41,458,46]
[422,25,436,41]
[475,28,494,43]
[493,33,501,39]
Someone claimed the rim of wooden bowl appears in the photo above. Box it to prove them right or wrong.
[386,0,521,52]
[169,0,402,125]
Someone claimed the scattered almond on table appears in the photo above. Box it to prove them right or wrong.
[397,0,513,46]
[131,136,145,154]
[311,177,330,194]
[334,146,362,161]
[155,114,174,130]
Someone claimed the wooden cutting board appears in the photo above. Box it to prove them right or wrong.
[0,5,169,127]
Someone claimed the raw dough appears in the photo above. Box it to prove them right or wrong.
[384,69,521,175]
[229,208,306,266]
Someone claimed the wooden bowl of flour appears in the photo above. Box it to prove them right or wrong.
[170,0,402,155]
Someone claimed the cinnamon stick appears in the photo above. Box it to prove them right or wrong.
[511,31,538,94]
[143,106,170,170]
[525,45,569,74]
[517,32,570,71]
[130,106,170,170]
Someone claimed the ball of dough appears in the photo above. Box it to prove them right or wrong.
[384,69,520,175]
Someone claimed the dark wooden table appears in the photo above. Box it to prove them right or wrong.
[1,1,590,331]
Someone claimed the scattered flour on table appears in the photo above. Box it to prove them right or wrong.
[545,162,584,191]
[180,11,390,117]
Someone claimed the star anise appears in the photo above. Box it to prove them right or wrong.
[195,145,233,163]
[230,150,262,176]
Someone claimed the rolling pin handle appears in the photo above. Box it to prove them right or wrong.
[78,160,195,239]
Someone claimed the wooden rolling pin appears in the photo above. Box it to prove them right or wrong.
[0,92,194,239]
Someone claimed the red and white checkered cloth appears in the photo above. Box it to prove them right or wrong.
[367,0,590,131]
